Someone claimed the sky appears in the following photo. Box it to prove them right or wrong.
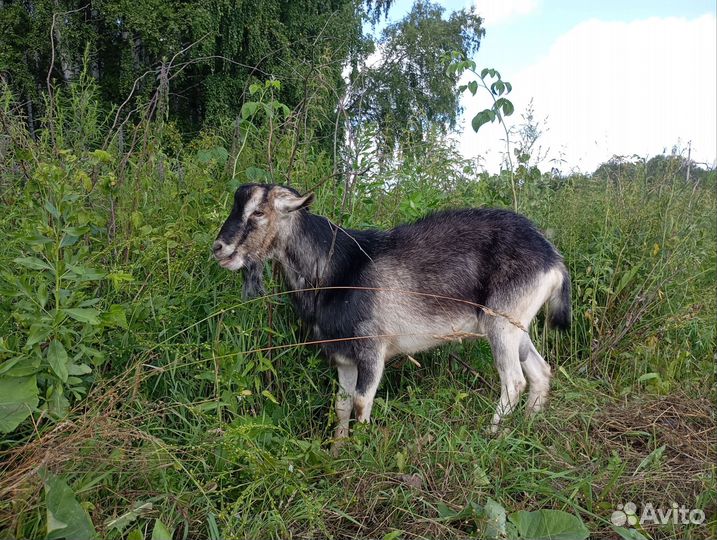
[370,0,717,173]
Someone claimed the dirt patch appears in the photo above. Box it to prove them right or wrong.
[590,391,715,533]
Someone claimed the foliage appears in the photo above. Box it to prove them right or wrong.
[0,15,715,540]
[348,0,485,157]
[436,500,589,540]
[0,154,128,429]
[40,468,97,540]
[448,55,518,210]
[0,0,366,134]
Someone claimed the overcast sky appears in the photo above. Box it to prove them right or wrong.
[372,0,717,173]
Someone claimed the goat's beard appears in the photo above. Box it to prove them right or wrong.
[242,259,266,299]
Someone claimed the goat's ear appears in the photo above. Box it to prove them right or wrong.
[274,190,315,213]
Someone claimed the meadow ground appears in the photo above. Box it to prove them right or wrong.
[0,117,715,539]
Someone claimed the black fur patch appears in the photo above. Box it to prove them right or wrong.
[242,259,266,299]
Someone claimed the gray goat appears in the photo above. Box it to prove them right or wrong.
[213,184,571,442]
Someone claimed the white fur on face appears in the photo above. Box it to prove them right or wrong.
[214,241,237,261]
[218,252,245,271]
[242,189,264,221]
[215,188,265,271]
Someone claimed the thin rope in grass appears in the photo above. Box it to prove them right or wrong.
[67,283,526,402]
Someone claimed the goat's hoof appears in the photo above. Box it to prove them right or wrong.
[330,437,347,457]
[487,423,510,437]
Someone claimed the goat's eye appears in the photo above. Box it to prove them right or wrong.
[253,210,265,218]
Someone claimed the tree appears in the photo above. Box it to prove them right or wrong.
[346,0,484,158]
[0,0,380,136]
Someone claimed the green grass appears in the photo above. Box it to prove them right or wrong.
[0,101,715,540]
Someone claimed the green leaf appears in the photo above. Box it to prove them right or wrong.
[436,501,482,523]
[47,384,70,419]
[491,81,505,96]
[0,376,38,433]
[63,308,101,325]
[105,501,153,533]
[127,529,143,540]
[468,80,478,95]
[1,355,40,377]
[107,271,134,290]
[245,166,271,183]
[383,531,403,540]
[47,340,69,382]
[196,146,229,166]
[151,519,173,540]
[65,264,105,282]
[0,357,23,376]
[26,323,51,348]
[634,444,665,474]
[496,98,515,117]
[484,498,507,539]
[37,282,49,308]
[44,200,60,219]
[60,234,80,248]
[508,509,589,540]
[28,233,53,248]
[207,512,221,540]
[503,100,514,116]
[612,526,649,540]
[40,468,97,540]
[91,149,113,163]
[471,110,496,132]
[241,101,260,119]
[615,264,641,295]
[101,304,128,329]
[14,256,53,272]
[67,363,93,376]
[637,372,660,383]
[262,389,279,404]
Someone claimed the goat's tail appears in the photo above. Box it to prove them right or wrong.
[548,264,571,331]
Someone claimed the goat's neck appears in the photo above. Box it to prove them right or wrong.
[273,212,335,295]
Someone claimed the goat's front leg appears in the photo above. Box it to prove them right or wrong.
[353,348,386,423]
[333,358,357,453]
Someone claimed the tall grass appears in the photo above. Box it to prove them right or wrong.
[0,79,714,540]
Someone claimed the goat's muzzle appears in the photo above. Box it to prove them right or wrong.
[213,239,246,271]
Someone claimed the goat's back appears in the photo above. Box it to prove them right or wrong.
[380,208,562,302]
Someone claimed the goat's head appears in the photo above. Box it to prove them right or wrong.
[213,184,314,296]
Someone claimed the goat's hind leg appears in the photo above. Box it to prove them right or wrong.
[489,326,527,433]
[519,335,552,415]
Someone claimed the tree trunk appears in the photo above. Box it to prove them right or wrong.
[26,97,36,139]
[52,1,76,81]
[90,7,100,79]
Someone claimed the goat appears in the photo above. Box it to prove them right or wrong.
[213,184,571,444]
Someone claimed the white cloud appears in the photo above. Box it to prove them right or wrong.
[475,0,540,26]
[460,14,717,172]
